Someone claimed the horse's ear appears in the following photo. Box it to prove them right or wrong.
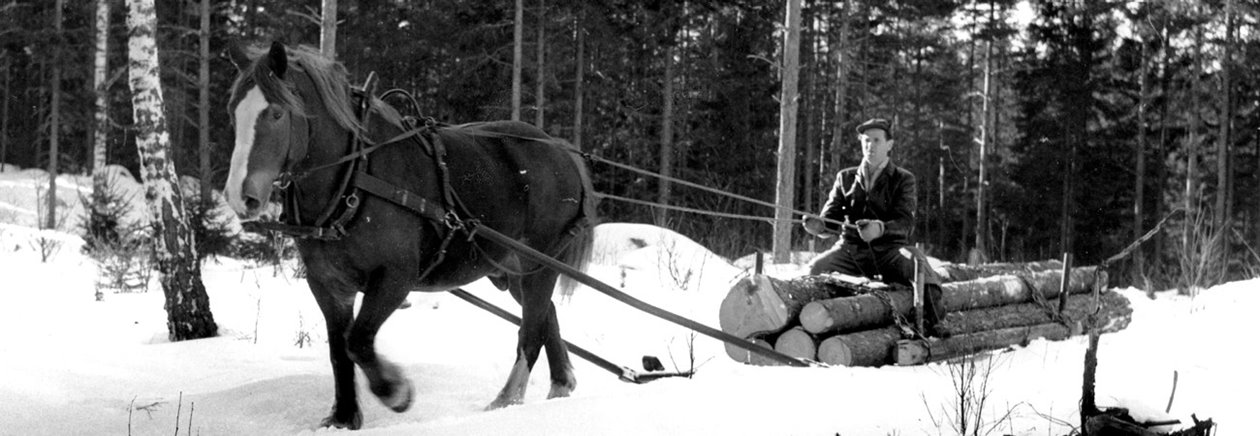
[267,41,288,79]
[227,42,251,71]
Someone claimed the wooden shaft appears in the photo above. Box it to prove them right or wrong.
[448,289,641,382]
[469,223,813,367]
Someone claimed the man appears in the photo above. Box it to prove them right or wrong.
[802,117,946,337]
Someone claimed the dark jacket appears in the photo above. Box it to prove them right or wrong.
[817,162,917,248]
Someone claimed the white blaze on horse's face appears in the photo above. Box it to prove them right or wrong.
[226,86,269,218]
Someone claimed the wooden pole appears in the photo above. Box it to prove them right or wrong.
[1057,252,1073,314]
[913,244,925,334]
[469,222,812,367]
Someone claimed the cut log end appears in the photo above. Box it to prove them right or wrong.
[773,327,817,361]
[718,275,790,339]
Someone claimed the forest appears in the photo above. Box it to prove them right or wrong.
[2,0,1257,292]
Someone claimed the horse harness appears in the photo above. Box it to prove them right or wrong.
[244,73,468,273]
[244,74,582,280]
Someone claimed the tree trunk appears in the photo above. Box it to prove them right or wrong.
[799,267,1106,335]
[511,0,523,121]
[320,0,337,59]
[534,0,546,129]
[46,0,64,230]
[1185,15,1203,251]
[773,326,816,361]
[656,42,675,225]
[771,0,802,263]
[198,0,211,207]
[571,8,584,149]
[974,2,995,263]
[1133,20,1149,279]
[92,0,110,210]
[1,57,8,172]
[127,0,217,341]
[817,326,900,367]
[828,0,850,177]
[1214,0,1234,263]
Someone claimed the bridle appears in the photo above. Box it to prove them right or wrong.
[243,72,456,241]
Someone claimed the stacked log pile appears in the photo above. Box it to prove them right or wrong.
[718,260,1132,367]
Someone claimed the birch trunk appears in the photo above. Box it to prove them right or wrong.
[128,0,217,341]
[320,0,337,59]
[92,0,110,209]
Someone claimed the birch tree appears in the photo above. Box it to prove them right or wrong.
[127,0,217,341]
[772,0,802,263]
[321,0,338,59]
[92,0,110,206]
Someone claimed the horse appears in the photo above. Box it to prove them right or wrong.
[224,41,596,430]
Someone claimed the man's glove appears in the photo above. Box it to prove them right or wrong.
[856,219,885,242]
[802,216,833,239]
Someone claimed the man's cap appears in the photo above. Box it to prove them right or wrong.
[855,118,892,137]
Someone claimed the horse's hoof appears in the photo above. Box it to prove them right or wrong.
[546,381,574,399]
[483,396,523,411]
[385,378,414,413]
[320,410,363,430]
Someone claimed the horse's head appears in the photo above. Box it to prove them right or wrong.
[224,41,309,221]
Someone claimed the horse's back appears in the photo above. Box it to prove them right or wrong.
[437,121,592,240]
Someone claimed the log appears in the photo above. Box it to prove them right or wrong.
[725,337,779,366]
[817,327,901,367]
[939,291,1132,336]
[800,267,1106,335]
[934,260,1064,282]
[773,327,817,361]
[718,274,857,341]
[895,322,1072,365]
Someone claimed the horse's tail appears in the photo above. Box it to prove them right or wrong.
[556,144,599,298]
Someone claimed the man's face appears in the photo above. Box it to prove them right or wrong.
[860,128,893,163]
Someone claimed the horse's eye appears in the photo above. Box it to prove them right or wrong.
[272,110,284,120]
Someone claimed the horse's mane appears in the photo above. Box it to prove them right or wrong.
[235,44,403,135]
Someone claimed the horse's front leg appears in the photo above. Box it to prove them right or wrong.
[307,280,363,430]
[347,270,415,413]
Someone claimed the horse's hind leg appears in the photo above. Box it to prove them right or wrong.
[487,270,575,409]
[347,270,415,413]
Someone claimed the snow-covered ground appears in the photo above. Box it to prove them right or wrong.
[0,165,1254,435]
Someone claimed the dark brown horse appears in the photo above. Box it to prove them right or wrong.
[224,42,595,430]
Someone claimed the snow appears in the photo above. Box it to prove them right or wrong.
[1,165,1255,435]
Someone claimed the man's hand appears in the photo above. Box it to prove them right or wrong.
[856,219,885,242]
[802,216,832,239]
